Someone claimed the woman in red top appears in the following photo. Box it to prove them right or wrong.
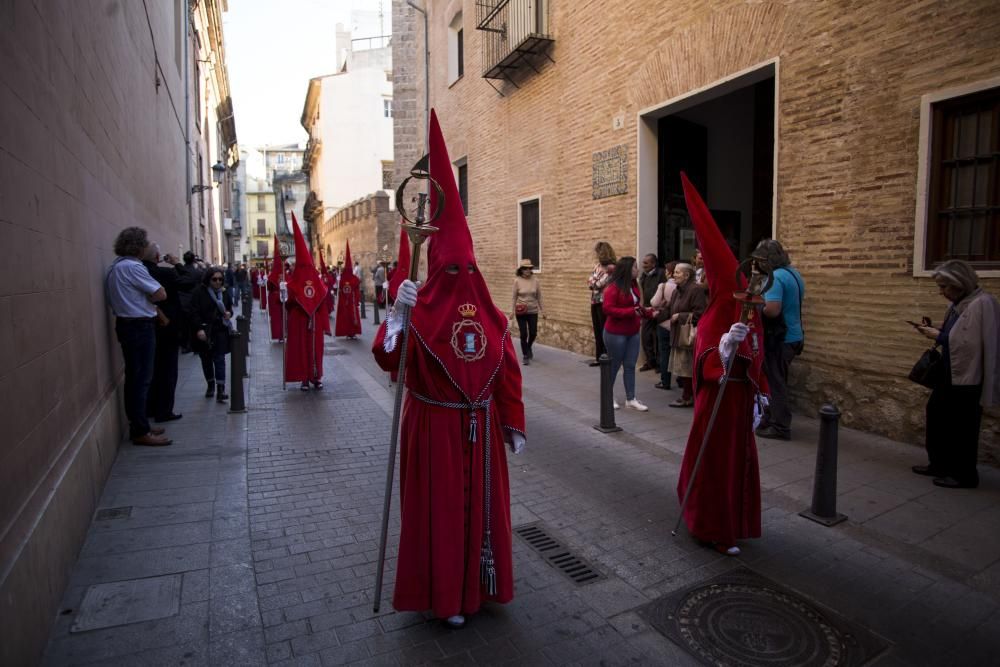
[602,256,654,411]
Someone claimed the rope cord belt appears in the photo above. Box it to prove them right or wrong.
[410,391,498,595]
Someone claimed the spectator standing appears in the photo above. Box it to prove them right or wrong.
[650,261,678,390]
[693,249,706,286]
[142,243,184,423]
[374,261,387,306]
[667,262,707,407]
[754,239,805,440]
[105,227,171,446]
[602,256,652,411]
[174,251,203,352]
[913,260,1000,489]
[512,259,544,365]
[189,268,236,403]
[588,242,617,366]
[224,263,237,308]
[235,263,250,306]
[638,253,665,371]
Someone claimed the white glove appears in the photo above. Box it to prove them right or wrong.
[279,281,288,303]
[396,279,418,308]
[753,394,769,430]
[719,322,749,366]
[508,433,526,455]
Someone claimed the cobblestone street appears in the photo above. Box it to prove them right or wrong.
[43,308,1000,666]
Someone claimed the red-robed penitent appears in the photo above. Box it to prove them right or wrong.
[372,110,525,618]
[676,173,767,548]
[267,236,285,341]
[334,241,362,338]
[385,226,410,383]
[318,250,333,335]
[284,214,329,384]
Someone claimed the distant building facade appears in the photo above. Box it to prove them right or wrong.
[392,0,1000,458]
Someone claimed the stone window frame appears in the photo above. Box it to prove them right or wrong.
[913,75,1000,277]
[447,10,464,87]
[517,194,543,274]
[454,156,469,215]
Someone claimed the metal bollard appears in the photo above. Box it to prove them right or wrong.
[373,292,381,325]
[360,288,367,319]
[799,404,847,526]
[593,354,622,433]
[242,293,251,321]
[228,317,247,414]
[238,314,250,378]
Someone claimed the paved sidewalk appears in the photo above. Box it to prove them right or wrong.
[42,306,1000,665]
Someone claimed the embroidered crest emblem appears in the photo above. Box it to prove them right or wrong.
[458,303,477,318]
[342,284,352,295]
[451,319,486,362]
[304,281,316,299]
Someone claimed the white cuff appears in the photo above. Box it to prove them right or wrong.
[383,308,404,352]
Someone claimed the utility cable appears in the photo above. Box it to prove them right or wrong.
[140,0,186,141]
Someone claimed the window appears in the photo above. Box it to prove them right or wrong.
[448,12,464,85]
[381,161,394,190]
[256,219,266,235]
[257,195,266,212]
[519,198,541,270]
[924,87,1000,268]
[256,240,268,257]
[277,154,285,164]
[383,98,393,118]
[456,160,468,215]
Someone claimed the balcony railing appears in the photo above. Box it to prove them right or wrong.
[476,0,553,89]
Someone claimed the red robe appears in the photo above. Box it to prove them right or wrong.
[267,283,284,341]
[335,275,362,337]
[373,322,523,617]
[284,298,327,383]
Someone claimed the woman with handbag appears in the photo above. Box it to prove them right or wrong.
[588,242,617,366]
[912,260,1000,489]
[512,259,544,365]
[188,267,236,403]
[602,257,653,411]
[650,261,678,390]
[667,262,707,407]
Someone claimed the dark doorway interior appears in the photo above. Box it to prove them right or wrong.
[656,76,775,265]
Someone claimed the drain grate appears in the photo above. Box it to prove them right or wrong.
[95,506,132,521]
[514,523,604,585]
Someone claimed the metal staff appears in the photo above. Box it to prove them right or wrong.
[280,262,288,391]
[672,259,772,537]
[373,156,443,613]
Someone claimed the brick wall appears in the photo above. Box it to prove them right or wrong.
[319,192,397,295]
[0,1,201,662]
[391,0,425,188]
[397,0,1000,461]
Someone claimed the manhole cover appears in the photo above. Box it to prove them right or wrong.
[639,568,888,667]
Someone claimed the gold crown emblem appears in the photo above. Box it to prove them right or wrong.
[458,303,478,318]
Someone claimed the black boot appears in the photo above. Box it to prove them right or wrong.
[205,381,215,398]
[216,384,228,402]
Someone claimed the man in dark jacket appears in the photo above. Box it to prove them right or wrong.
[143,244,183,422]
[638,253,665,371]
[174,251,203,352]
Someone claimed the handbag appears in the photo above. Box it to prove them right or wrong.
[908,344,945,389]
[676,319,697,349]
[515,303,528,315]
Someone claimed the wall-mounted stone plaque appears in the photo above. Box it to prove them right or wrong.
[592,144,628,199]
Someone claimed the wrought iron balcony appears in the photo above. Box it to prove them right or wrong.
[476,0,553,91]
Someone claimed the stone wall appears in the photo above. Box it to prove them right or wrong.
[396,0,1000,461]
[391,0,425,187]
[0,1,202,662]
[319,192,397,295]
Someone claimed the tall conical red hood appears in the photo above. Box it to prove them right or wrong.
[681,172,753,366]
[319,248,329,275]
[287,213,328,315]
[267,234,284,287]
[409,109,509,401]
[388,223,410,300]
[342,240,355,278]
[334,239,362,336]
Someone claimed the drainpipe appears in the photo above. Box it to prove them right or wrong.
[184,0,193,253]
[405,0,429,152]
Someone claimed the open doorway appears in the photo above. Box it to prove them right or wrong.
[637,62,776,265]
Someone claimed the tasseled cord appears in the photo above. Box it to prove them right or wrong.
[468,412,478,443]
[480,532,497,595]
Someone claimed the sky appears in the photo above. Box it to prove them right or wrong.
[223,0,389,151]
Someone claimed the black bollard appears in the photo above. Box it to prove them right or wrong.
[228,317,247,414]
[799,404,847,526]
[360,288,367,319]
[242,293,252,321]
[238,314,250,378]
[593,354,622,433]
[373,293,381,325]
